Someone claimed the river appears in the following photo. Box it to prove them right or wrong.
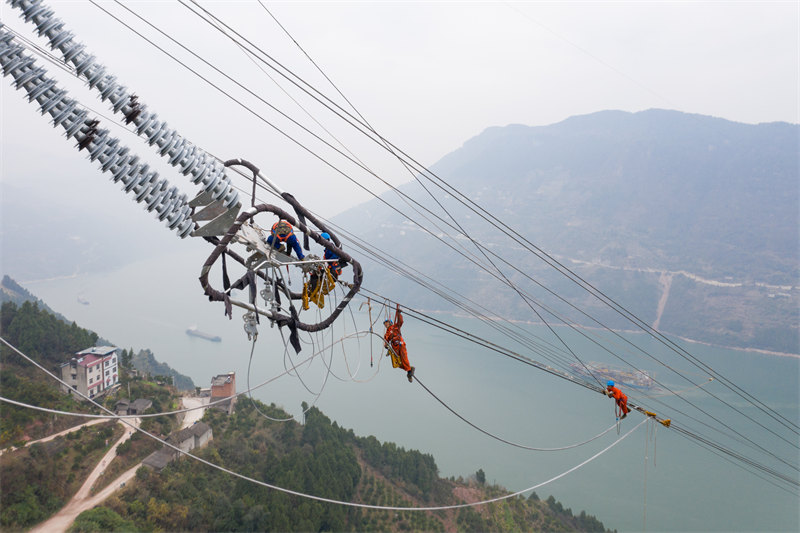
[19,245,799,532]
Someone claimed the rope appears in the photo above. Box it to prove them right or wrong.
[357,289,800,475]
[0,336,321,420]
[246,336,295,423]
[82,0,800,438]
[643,419,651,531]
[414,375,617,451]
[324,330,384,384]
[42,0,796,449]
[9,0,798,494]
[1,335,647,510]
[644,377,714,398]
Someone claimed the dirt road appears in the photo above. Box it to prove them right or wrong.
[653,272,673,330]
[180,396,209,428]
[26,396,208,532]
[0,418,110,457]
[29,418,139,533]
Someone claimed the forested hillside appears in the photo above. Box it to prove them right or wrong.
[0,306,181,531]
[0,299,100,446]
[0,275,194,389]
[78,399,609,532]
[0,274,70,323]
[130,349,195,391]
[0,286,612,532]
[335,110,799,353]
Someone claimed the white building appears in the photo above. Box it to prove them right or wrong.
[60,346,119,400]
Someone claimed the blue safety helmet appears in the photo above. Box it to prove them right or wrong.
[384,319,393,325]
[320,232,330,240]
[607,380,615,388]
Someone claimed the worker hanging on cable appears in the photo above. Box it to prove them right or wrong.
[266,219,305,259]
[384,304,415,383]
[605,380,630,419]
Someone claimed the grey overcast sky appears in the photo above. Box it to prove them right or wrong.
[2,1,798,216]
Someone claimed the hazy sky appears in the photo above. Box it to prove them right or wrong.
[2,1,798,217]
[1,6,797,524]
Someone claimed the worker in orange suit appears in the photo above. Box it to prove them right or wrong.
[384,305,415,383]
[605,380,630,419]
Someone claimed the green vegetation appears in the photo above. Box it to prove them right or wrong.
[0,300,98,366]
[0,297,183,528]
[0,300,100,446]
[69,507,137,533]
[0,422,121,530]
[92,430,161,494]
[0,275,66,319]
[86,397,609,532]
[1,281,611,532]
[131,348,195,391]
[660,277,800,353]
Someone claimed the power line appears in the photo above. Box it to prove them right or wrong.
[7,0,797,493]
[170,0,800,437]
[0,335,649,510]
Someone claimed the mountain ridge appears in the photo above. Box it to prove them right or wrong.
[334,109,799,354]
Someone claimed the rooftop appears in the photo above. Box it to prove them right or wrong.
[76,346,118,356]
[167,422,212,445]
[76,354,103,367]
[211,372,234,387]
[142,447,175,470]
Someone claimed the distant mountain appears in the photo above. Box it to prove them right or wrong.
[0,181,177,283]
[335,109,799,353]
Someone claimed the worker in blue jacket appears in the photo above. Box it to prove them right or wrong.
[307,232,346,295]
[320,232,343,279]
[266,220,305,259]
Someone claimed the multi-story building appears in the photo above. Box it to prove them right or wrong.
[60,346,119,400]
[210,372,236,414]
[211,372,235,398]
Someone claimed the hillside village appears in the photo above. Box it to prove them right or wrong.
[0,283,610,532]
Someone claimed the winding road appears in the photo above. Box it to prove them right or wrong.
[29,417,140,533]
[27,396,208,533]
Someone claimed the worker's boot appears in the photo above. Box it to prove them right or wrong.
[407,367,415,383]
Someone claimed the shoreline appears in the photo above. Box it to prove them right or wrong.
[672,334,800,360]
[10,271,799,359]
[436,309,800,360]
